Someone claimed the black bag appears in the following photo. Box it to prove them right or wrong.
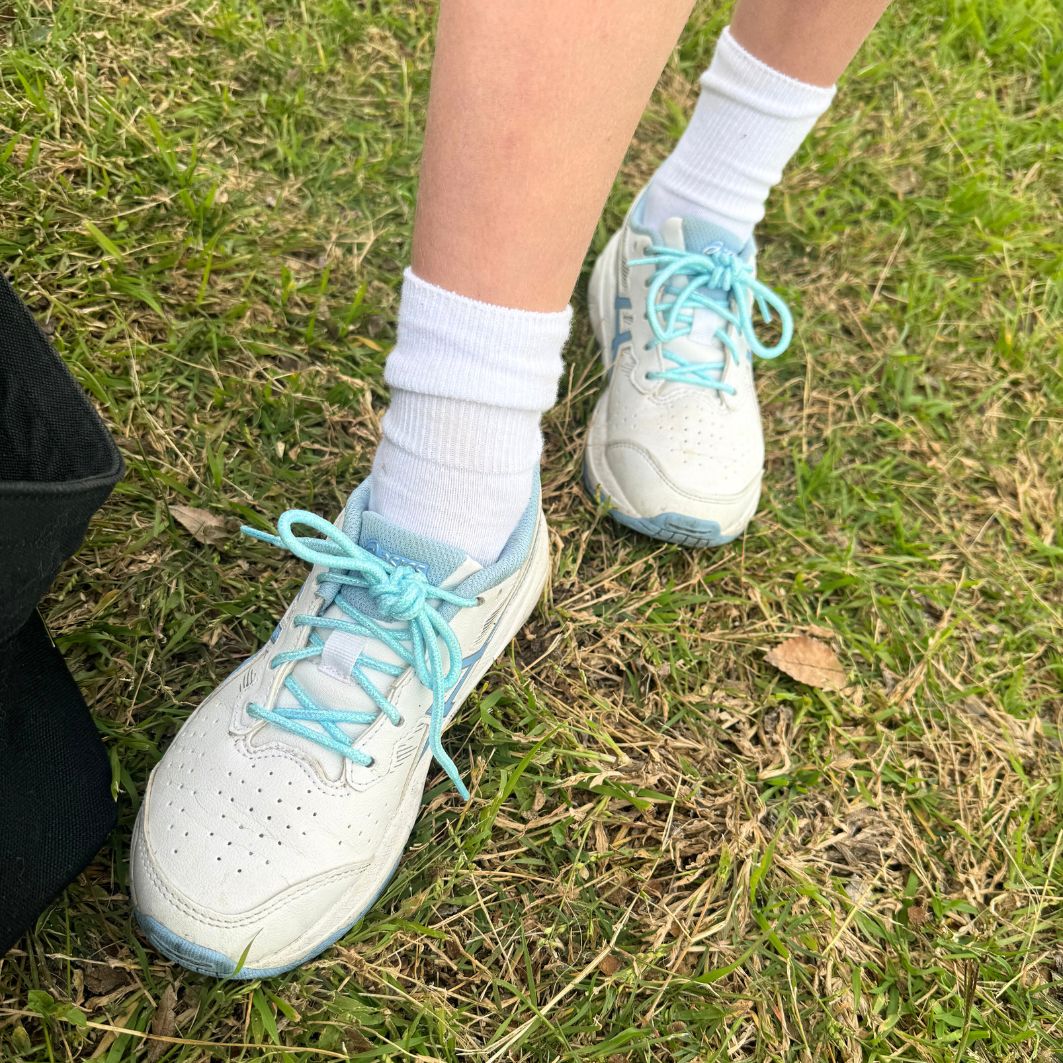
[0,274,123,954]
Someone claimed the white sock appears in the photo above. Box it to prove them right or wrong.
[642,25,837,244]
[370,269,570,566]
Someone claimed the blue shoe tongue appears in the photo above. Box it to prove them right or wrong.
[681,217,746,257]
[331,508,469,621]
[351,510,468,588]
[670,218,748,331]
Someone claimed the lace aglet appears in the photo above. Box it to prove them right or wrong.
[431,738,470,801]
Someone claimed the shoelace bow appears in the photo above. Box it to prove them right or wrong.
[629,244,794,393]
[241,511,477,799]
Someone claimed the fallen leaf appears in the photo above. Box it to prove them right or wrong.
[599,953,623,976]
[146,984,177,1063]
[83,964,127,996]
[170,504,227,546]
[765,635,847,691]
[908,903,930,928]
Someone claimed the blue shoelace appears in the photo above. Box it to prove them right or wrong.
[630,244,794,393]
[241,511,478,799]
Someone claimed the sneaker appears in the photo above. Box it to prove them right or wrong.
[131,475,549,978]
[583,193,793,547]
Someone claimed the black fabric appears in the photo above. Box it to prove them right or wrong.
[0,615,117,953]
[0,272,122,953]
[0,274,123,642]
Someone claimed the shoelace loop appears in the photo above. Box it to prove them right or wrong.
[628,243,794,393]
[240,510,477,799]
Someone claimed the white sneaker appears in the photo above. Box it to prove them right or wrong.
[584,194,793,547]
[131,476,549,977]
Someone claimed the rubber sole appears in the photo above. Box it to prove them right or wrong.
[582,462,741,548]
[136,853,403,980]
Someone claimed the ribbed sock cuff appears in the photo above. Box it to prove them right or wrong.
[383,268,572,413]
[380,390,542,476]
[643,25,836,239]
[705,27,837,118]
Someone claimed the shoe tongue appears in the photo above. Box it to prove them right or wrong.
[655,217,746,354]
[352,510,472,588]
[333,508,481,622]
[680,217,746,257]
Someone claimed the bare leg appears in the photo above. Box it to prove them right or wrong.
[731,0,891,87]
[370,0,696,560]
[412,0,695,313]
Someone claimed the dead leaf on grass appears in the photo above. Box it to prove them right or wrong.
[170,504,228,546]
[765,635,847,690]
[908,903,930,928]
[146,983,177,1063]
[83,963,127,997]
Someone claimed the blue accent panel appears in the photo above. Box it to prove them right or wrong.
[136,853,404,980]
[356,510,465,588]
[137,914,240,977]
[681,216,750,258]
[442,642,490,720]
[611,295,632,361]
[627,189,655,238]
[362,538,430,579]
[418,640,493,759]
[582,462,740,549]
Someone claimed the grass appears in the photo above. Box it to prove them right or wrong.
[0,0,1060,1058]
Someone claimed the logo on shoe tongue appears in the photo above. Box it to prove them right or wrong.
[364,538,430,577]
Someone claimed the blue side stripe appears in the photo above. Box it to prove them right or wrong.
[611,295,632,361]
[440,641,490,720]
[416,641,492,760]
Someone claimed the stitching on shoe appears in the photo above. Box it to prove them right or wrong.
[605,441,760,504]
[137,826,371,930]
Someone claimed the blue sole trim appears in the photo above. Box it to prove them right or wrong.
[582,462,741,549]
[136,853,404,980]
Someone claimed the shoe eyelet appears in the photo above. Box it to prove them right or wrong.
[393,714,405,728]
